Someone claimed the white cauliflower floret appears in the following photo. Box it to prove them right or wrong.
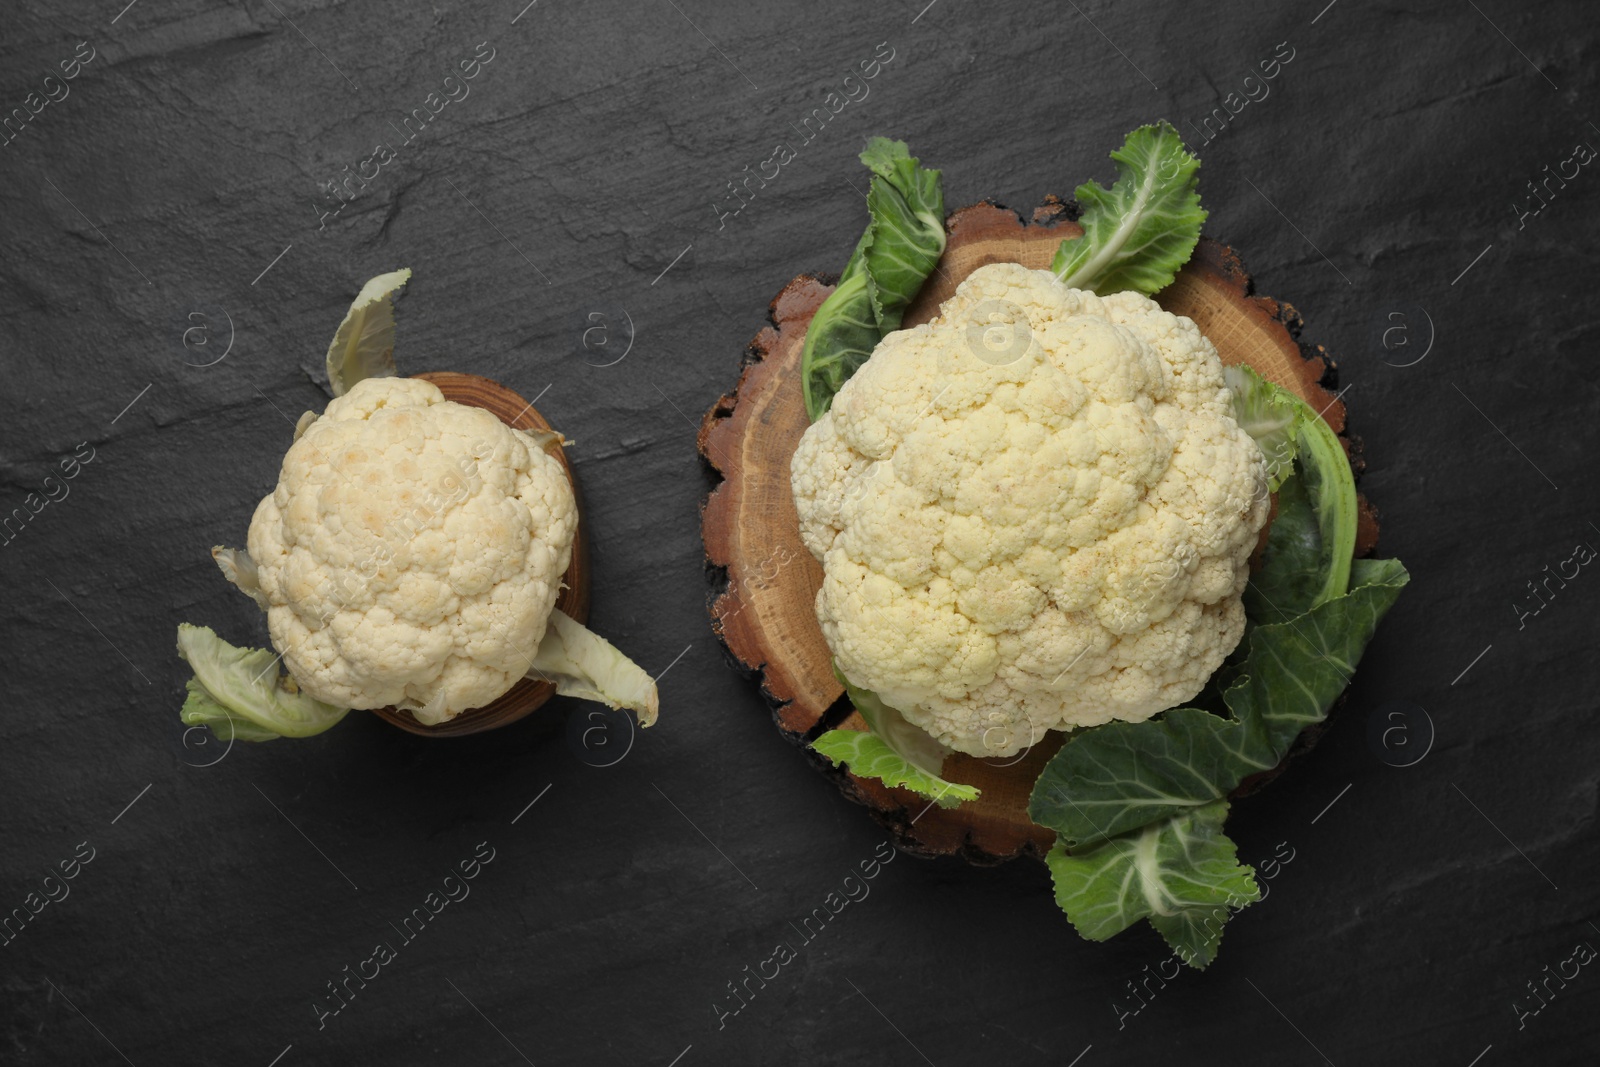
[247,376,577,724]
[791,263,1269,757]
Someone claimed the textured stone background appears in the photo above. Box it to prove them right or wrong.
[3,1,1598,1064]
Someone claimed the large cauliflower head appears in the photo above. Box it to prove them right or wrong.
[790,263,1270,757]
[248,376,577,724]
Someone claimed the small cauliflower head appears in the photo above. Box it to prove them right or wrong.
[248,376,577,724]
[791,263,1270,757]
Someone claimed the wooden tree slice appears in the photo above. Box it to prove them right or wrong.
[700,201,1379,862]
[369,371,590,738]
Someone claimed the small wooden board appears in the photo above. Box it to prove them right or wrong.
[699,201,1379,862]
[370,371,590,738]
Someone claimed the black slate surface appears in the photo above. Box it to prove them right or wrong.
[3,1,1598,1064]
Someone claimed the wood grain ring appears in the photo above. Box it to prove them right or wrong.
[699,199,1381,862]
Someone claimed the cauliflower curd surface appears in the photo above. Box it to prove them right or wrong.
[791,263,1270,757]
[248,376,577,723]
